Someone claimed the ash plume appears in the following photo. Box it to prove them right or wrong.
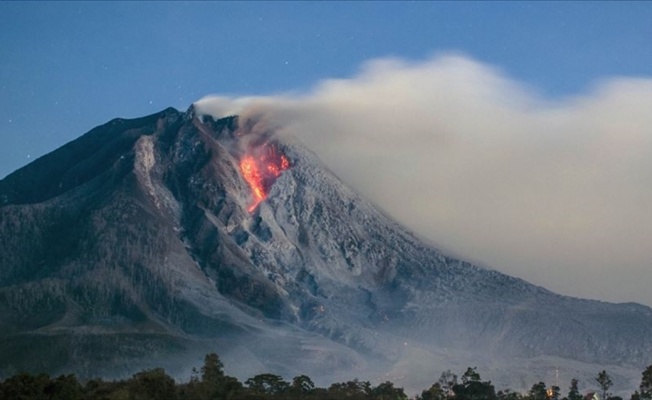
[194,53,652,307]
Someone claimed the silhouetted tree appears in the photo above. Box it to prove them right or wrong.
[528,382,547,400]
[0,372,50,400]
[196,352,245,399]
[568,378,583,400]
[371,381,408,400]
[550,385,562,400]
[641,365,652,399]
[327,379,371,400]
[290,375,315,398]
[453,367,496,400]
[596,370,613,400]
[177,367,202,400]
[127,368,177,400]
[83,378,130,400]
[9,352,652,400]
[222,376,245,400]
[419,382,447,400]
[45,374,83,400]
[461,367,481,385]
[202,353,225,385]
[497,388,523,399]
[246,374,289,396]
[439,369,458,397]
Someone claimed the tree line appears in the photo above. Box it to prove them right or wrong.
[1,352,651,400]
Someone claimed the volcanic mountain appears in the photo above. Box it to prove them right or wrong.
[1,107,651,392]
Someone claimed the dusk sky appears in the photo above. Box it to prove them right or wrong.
[2,2,652,306]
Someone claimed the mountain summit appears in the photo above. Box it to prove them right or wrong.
[1,107,650,392]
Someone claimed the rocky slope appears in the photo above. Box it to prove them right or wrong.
[0,106,650,393]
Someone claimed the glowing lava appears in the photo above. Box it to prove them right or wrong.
[239,144,290,212]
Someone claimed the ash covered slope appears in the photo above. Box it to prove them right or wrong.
[222,112,652,366]
[0,108,364,380]
[0,106,651,388]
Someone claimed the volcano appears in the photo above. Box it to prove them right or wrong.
[1,106,651,393]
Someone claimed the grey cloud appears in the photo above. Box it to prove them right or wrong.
[195,54,652,307]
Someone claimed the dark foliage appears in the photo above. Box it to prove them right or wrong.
[596,370,614,400]
[1,353,650,400]
[641,365,652,399]
[451,367,496,400]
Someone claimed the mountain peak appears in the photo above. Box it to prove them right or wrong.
[1,108,651,393]
[0,108,183,205]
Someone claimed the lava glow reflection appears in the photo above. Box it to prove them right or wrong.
[239,144,290,212]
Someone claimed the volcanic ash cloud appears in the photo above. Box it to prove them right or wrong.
[194,53,652,307]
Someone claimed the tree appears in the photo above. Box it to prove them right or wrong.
[568,378,583,400]
[127,368,177,400]
[455,380,496,400]
[528,382,547,400]
[596,370,614,400]
[328,379,371,400]
[197,352,242,400]
[0,372,50,400]
[246,373,289,396]
[438,370,458,396]
[461,367,481,385]
[45,374,84,400]
[371,381,408,400]
[419,383,447,400]
[216,376,243,400]
[640,365,652,399]
[496,389,523,399]
[419,370,458,400]
[453,368,496,400]
[83,378,129,400]
[548,385,561,400]
[291,375,315,397]
[201,353,225,385]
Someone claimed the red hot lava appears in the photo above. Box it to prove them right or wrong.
[239,144,290,212]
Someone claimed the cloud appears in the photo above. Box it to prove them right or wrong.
[194,53,652,307]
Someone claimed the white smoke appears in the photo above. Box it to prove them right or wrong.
[195,53,652,307]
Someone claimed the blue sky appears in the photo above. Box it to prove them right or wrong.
[1,1,651,179]
[2,2,652,306]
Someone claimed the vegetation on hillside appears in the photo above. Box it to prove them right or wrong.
[1,353,651,400]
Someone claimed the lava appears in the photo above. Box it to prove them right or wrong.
[239,144,290,212]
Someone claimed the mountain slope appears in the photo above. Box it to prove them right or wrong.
[0,106,650,393]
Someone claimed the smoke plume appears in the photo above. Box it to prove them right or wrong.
[195,53,652,307]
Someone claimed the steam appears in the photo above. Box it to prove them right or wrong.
[195,53,652,307]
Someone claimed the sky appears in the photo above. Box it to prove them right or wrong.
[1,2,652,306]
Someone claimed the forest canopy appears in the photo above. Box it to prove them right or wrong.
[1,352,651,400]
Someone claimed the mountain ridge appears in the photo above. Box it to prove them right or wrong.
[0,106,650,393]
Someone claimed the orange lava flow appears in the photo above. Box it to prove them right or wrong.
[239,145,290,212]
[240,155,266,212]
